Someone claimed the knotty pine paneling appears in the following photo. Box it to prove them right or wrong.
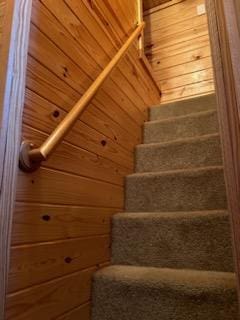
[6,267,96,320]
[6,0,160,319]
[8,235,110,292]
[12,203,115,245]
[144,0,215,102]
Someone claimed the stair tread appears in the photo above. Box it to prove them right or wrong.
[93,265,238,320]
[94,265,236,295]
[126,165,226,212]
[144,108,218,144]
[136,133,222,173]
[150,94,216,120]
[112,210,233,272]
[151,94,216,110]
[150,94,216,121]
[146,109,217,126]
[137,132,220,149]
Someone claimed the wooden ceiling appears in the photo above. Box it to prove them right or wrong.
[143,0,172,11]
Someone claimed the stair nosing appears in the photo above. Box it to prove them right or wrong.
[150,93,216,110]
[136,132,220,149]
[127,165,223,179]
[114,209,229,220]
[95,265,236,292]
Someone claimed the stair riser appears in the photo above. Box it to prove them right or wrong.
[136,135,222,173]
[92,278,238,320]
[144,111,218,144]
[126,168,227,212]
[112,212,234,272]
[150,94,216,121]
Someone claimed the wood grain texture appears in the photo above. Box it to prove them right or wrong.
[0,0,6,51]
[6,0,160,318]
[0,0,32,318]
[144,0,215,102]
[16,167,124,207]
[12,203,116,245]
[143,0,172,11]
[6,267,97,320]
[26,54,142,140]
[22,125,130,186]
[56,303,90,320]
[144,0,184,15]
[23,89,134,169]
[8,235,110,292]
[206,0,240,302]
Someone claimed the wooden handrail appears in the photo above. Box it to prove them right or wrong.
[19,22,145,172]
[137,0,144,57]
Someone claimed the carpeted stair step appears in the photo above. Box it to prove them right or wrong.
[150,93,216,121]
[144,109,218,144]
[92,94,237,319]
[126,166,227,212]
[136,133,222,173]
[112,210,234,272]
[92,265,238,320]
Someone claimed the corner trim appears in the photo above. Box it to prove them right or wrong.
[0,0,32,317]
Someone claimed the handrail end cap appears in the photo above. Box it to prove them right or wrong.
[19,141,42,173]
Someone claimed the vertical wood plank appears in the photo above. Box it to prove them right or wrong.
[206,0,240,303]
[0,0,32,317]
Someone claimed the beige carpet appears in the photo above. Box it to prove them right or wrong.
[92,94,238,319]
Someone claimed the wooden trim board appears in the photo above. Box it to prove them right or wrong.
[139,53,162,95]
[206,0,240,304]
[0,0,32,318]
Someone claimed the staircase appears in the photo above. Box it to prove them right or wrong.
[92,94,239,319]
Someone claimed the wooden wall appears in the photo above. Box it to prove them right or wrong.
[144,0,215,103]
[0,0,6,50]
[5,1,160,319]
[143,0,171,11]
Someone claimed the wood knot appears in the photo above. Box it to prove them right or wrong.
[101,140,107,146]
[42,215,51,221]
[52,110,60,118]
[64,257,72,264]
[63,66,68,78]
